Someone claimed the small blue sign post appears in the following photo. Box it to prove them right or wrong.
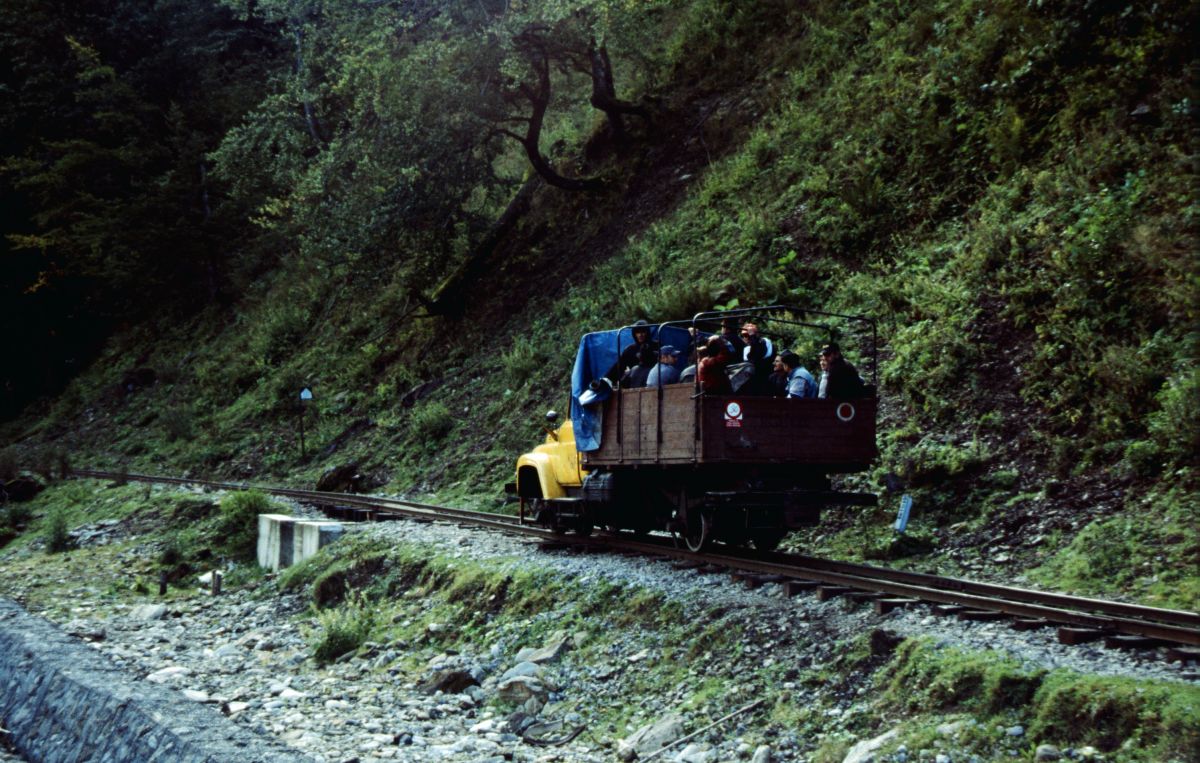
[298,387,313,459]
[894,494,913,535]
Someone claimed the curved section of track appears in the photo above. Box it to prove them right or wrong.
[70,469,1200,649]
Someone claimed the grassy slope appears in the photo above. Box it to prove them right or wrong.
[3,0,1197,608]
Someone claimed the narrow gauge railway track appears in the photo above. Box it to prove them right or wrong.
[72,468,529,534]
[71,470,1200,655]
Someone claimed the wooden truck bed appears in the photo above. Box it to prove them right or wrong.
[581,384,877,469]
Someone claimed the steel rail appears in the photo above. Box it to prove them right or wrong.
[738,547,1200,629]
[70,469,531,533]
[70,469,1200,646]
[593,536,1200,646]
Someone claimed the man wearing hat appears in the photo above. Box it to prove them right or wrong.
[647,345,683,387]
[606,319,660,384]
[818,343,865,399]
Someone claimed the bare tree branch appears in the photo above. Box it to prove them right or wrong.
[587,38,650,145]
[491,27,602,192]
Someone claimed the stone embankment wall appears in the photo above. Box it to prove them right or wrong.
[0,599,309,763]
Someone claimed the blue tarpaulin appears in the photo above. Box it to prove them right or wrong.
[570,324,695,452]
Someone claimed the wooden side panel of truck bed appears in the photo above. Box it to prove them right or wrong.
[582,384,877,469]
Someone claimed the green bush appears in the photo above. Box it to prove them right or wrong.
[1030,673,1200,759]
[612,275,719,327]
[410,401,455,442]
[221,563,266,589]
[306,590,377,664]
[896,437,990,488]
[987,470,1019,489]
[30,447,60,482]
[156,530,199,584]
[214,490,278,561]
[882,639,1039,714]
[1147,367,1200,466]
[44,508,74,553]
[161,405,195,442]
[159,532,186,567]
[500,339,548,389]
[1036,517,1137,587]
[252,302,312,366]
[1122,439,1163,478]
[3,502,34,529]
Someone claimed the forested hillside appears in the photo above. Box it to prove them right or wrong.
[2,0,1196,606]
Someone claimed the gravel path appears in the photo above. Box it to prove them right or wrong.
[3,494,1195,763]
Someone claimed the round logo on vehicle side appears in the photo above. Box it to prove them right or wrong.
[836,402,856,422]
[724,401,744,428]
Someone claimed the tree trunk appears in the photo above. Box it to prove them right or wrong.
[422,176,543,317]
[517,52,602,192]
[293,25,327,146]
[198,161,219,303]
[498,30,603,192]
[587,40,650,144]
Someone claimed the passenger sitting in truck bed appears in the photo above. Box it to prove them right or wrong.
[720,317,746,358]
[622,344,657,388]
[647,345,682,387]
[697,335,733,394]
[740,322,776,395]
[769,355,789,397]
[779,350,817,398]
[606,319,659,384]
[679,350,699,384]
[818,343,865,399]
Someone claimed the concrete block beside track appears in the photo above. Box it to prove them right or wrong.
[293,521,345,565]
[0,598,310,763]
[258,515,345,572]
[257,514,297,571]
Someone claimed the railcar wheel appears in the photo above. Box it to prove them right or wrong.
[531,499,564,535]
[683,510,714,553]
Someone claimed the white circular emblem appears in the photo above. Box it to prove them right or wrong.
[836,403,856,422]
[725,402,742,418]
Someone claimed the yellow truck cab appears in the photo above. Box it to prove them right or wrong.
[514,410,586,530]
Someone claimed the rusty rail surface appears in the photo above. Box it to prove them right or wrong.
[70,469,1200,647]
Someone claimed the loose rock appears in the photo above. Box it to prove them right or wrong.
[619,714,684,761]
[842,728,899,763]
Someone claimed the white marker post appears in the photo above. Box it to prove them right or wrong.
[298,387,313,459]
[894,494,913,535]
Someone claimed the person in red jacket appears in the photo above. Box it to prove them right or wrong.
[697,335,733,394]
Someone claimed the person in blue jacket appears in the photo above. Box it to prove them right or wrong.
[779,350,817,398]
[647,345,682,387]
